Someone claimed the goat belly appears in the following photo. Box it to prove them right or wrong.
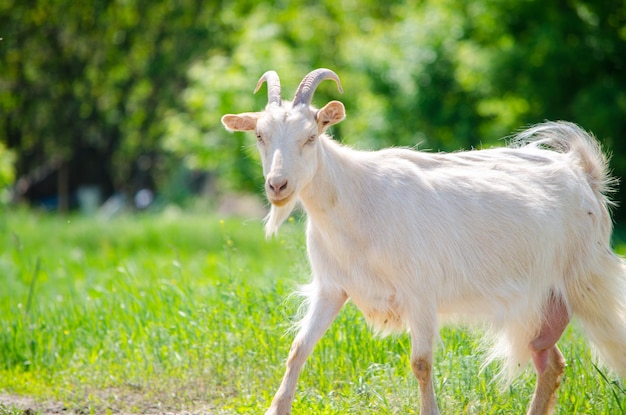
[349,289,407,335]
[338,278,407,336]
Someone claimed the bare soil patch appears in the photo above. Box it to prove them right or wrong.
[0,394,66,415]
[0,392,216,415]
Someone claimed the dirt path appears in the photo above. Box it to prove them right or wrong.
[0,393,216,415]
[0,393,66,415]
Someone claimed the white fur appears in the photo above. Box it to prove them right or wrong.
[222,78,626,415]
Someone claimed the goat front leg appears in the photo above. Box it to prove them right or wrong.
[265,290,347,415]
[409,313,440,415]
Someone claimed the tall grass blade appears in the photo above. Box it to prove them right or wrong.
[25,257,40,315]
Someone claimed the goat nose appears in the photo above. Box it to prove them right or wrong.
[268,178,288,194]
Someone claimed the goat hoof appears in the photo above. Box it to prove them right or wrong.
[264,405,290,415]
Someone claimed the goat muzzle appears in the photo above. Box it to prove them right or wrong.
[266,176,293,206]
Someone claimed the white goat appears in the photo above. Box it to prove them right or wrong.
[221,68,626,415]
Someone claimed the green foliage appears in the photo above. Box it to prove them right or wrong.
[163,0,626,211]
[0,0,222,187]
[2,0,626,210]
[0,211,624,413]
[0,142,15,204]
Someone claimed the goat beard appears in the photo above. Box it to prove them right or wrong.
[264,198,298,238]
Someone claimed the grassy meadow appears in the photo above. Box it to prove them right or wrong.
[0,209,624,414]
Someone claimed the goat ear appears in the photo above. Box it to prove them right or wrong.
[221,113,260,132]
[316,101,345,132]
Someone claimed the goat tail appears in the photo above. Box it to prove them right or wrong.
[514,121,615,198]
[567,255,626,378]
[484,122,626,382]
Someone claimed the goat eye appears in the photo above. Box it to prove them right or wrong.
[256,133,263,143]
[306,134,316,144]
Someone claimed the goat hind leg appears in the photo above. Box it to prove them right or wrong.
[527,345,566,415]
[527,292,570,415]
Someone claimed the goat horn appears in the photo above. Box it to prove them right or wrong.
[254,70,282,106]
[292,68,343,107]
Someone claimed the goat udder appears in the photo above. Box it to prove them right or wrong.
[530,293,570,353]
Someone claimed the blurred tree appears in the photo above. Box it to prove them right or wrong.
[163,0,488,193]
[0,0,223,209]
[166,0,626,215]
[455,0,626,209]
[2,0,625,215]
[0,142,15,205]
[163,0,390,192]
[455,0,626,140]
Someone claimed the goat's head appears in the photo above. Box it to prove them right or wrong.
[221,69,345,208]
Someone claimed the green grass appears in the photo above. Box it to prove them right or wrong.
[0,209,624,414]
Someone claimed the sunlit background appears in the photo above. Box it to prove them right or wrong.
[1,0,625,216]
[1,2,626,413]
